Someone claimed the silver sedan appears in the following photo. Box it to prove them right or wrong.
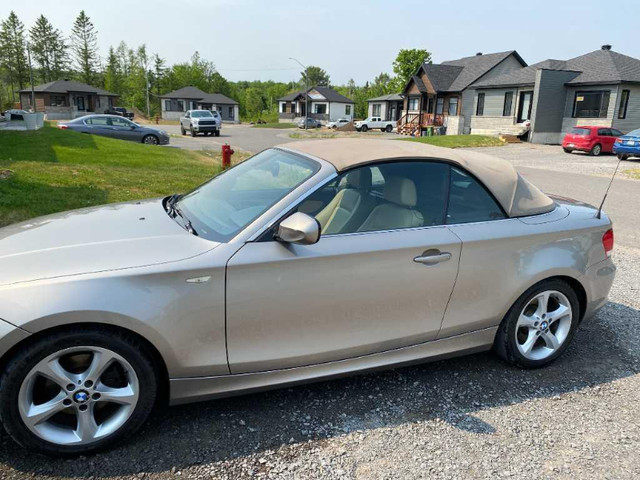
[59,114,170,145]
[0,139,615,456]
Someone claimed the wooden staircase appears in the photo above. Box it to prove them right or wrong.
[396,113,445,136]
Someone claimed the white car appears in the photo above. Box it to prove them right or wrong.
[355,117,396,133]
[180,110,221,137]
[327,118,351,129]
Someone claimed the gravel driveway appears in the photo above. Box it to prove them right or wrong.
[0,142,638,479]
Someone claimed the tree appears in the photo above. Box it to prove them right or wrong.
[29,15,68,83]
[244,87,264,119]
[103,46,122,93]
[392,48,432,91]
[301,65,330,87]
[71,10,99,84]
[0,11,28,95]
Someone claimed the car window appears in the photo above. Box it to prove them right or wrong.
[610,129,623,136]
[85,117,109,126]
[571,127,591,135]
[446,167,505,224]
[597,128,611,136]
[296,161,449,235]
[111,117,133,127]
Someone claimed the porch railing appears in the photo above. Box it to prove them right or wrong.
[397,112,445,128]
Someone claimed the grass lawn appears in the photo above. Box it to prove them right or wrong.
[0,123,247,227]
[252,122,296,129]
[398,135,505,148]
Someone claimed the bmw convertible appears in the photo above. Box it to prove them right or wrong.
[0,139,615,455]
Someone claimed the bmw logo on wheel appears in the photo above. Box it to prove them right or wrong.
[73,391,89,404]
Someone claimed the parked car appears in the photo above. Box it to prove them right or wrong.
[0,139,615,456]
[59,115,170,145]
[327,118,351,129]
[180,110,221,137]
[562,126,623,156]
[613,128,640,160]
[105,106,134,120]
[355,116,396,133]
[297,117,322,129]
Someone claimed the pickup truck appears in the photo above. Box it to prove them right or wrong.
[180,110,221,137]
[355,117,396,133]
[105,106,134,119]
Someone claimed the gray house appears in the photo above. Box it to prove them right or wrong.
[469,45,640,143]
[397,51,527,136]
[160,86,239,122]
[19,79,119,120]
[366,93,404,121]
[278,86,354,124]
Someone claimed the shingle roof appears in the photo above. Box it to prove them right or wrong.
[278,86,354,103]
[367,93,404,102]
[198,93,238,105]
[19,79,118,96]
[440,51,525,91]
[421,64,464,92]
[472,49,640,88]
[159,86,210,99]
[410,75,428,93]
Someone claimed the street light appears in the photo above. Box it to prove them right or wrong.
[289,57,309,129]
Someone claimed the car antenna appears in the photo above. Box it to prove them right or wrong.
[596,156,623,219]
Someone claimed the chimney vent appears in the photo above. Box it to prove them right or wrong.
[476,52,483,56]
[601,44,612,51]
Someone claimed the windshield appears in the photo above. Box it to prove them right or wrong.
[177,149,320,242]
[626,128,640,137]
[191,111,213,118]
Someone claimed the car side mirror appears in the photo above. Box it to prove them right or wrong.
[276,212,321,245]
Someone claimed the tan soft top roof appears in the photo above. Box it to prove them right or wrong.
[279,138,554,218]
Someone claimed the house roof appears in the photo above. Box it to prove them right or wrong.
[278,138,554,218]
[278,86,354,103]
[472,48,640,88]
[367,93,404,102]
[420,64,464,92]
[198,93,238,105]
[159,86,210,99]
[19,79,119,97]
[440,51,526,91]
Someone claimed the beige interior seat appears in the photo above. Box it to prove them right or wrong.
[357,177,423,232]
[315,169,374,234]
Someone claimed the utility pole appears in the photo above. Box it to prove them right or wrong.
[289,57,309,129]
[26,43,36,112]
[145,69,150,118]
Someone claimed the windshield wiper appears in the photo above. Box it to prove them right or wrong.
[171,202,199,236]
[166,193,181,215]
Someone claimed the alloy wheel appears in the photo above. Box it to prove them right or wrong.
[515,290,572,361]
[144,135,159,145]
[18,346,139,446]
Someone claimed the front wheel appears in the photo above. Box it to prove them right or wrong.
[190,127,196,137]
[0,327,158,456]
[590,144,602,156]
[142,135,159,145]
[563,148,573,154]
[361,125,368,132]
[180,125,186,135]
[215,130,220,137]
[617,154,629,160]
[493,279,580,368]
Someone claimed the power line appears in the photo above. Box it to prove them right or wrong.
[214,67,299,72]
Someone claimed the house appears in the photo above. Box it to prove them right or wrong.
[18,79,119,120]
[469,45,640,144]
[366,93,404,121]
[278,86,354,124]
[397,51,527,136]
[159,86,239,122]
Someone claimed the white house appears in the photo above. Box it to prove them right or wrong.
[159,86,239,122]
[278,86,354,124]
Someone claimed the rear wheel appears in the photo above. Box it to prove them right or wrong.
[563,148,573,153]
[385,125,393,133]
[494,279,580,368]
[0,328,158,456]
[590,143,602,156]
[142,135,159,145]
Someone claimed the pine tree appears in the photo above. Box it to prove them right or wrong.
[0,11,28,92]
[29,15,68,83]
[103,46,122,93]
[71,10,99,84]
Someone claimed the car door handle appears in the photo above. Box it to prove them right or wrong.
[413,251,452,265]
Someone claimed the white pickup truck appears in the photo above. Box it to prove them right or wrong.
[180,110,221,137]
[355,117,396,133]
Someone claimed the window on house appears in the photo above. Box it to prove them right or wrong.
[427,97,434,113]
[618,90,630,119]
[408,98,419,111]
[50,95,67,107]
[372,103,381,116]
[476,93,485,116]
[315,104,327,114]
[436,97,444,115]
[572,91,610,118]
[345,105,351,115]
[447,97,459,116]
[177,100,184,111]
[165,100,171,111]
[503,92,513,116]
[228,106,234,118]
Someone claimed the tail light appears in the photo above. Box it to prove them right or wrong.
[58,124,68,130]
[614,138,622,144]
[602,228,614,257]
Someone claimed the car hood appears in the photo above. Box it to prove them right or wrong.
[0,199,217,286]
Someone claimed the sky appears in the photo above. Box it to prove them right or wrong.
[1,0,635,86]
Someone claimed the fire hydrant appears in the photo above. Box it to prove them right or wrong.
[221,144,234,169]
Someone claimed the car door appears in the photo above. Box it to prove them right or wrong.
[110,116,139,142]
[83,116,112,137]
[226,161,462,374]
[597,128,613,152]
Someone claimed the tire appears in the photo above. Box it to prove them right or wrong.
[361,125,368,132]
[493,279,580,369]
[617,154,629,160]
[0,327,158,456]
[180,125,186,135]
[215,130,220,137]
[563,148,573,153]
[590,143,602,156]
[142,135,159,145]
[190,127,196,137]
[385,125,393,133]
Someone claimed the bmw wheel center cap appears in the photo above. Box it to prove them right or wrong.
[73,391,90,404]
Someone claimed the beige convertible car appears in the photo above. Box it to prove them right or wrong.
[0,139,615,455]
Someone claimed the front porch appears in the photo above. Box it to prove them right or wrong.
[397,112,446,135]
[397,91,459,135]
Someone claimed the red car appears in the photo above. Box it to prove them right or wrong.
[562,126,624,156]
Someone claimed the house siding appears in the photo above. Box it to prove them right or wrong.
[612,84,640,133]
[529,70,580,144]
[560,85,618,135]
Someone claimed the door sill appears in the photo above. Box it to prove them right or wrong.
[169,327,497,405]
